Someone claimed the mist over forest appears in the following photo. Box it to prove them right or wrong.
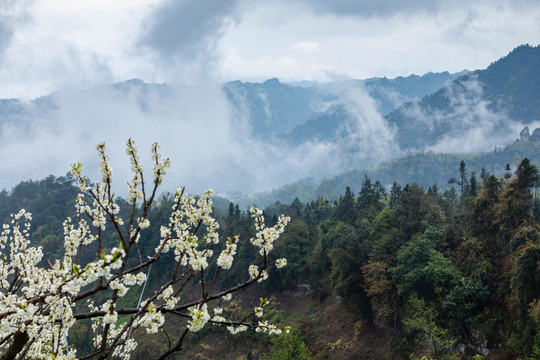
[1,45,539,199]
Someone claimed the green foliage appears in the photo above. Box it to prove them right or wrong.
[6,152,540,358]
[391,217,447,299]
[275,220,313,287]
[309,220,347,290]
[264,331,313,360]
[369,207,401,265]
[443,278,489,327]
[363,261,397,321]
[510,239,540,353]
[497,159,539,232]
[328,219,372,318]
[333,186,356,223]
[423,250,459,298]
[404,294,457,360]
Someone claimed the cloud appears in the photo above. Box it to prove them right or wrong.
[0,80,242,193]
[0,0,35,59]
[289,0,539,17]
[404,76,524,153]
[289,0,455,17]
[137,0,241,77]
[290,41,319,53]
[0,76,401,198]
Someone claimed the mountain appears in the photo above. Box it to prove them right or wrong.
[363,70,468,115]
[222,72,464,141]
[285,105,353,144]
[0,71,464,144]
[0,47,533,195]
[223,78,320,138]
[386,44,540,150]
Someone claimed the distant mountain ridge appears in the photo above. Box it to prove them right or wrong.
[0,71,465,146]
[1,45,538,196]
[223,71,465,143]
[386,44,540,150]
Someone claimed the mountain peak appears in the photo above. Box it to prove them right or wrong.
[262,78,282,87]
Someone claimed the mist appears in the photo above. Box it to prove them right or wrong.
[0,68,533,199]
[0,75,403,198]
[422,76,532,153]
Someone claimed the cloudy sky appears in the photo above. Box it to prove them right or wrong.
[1,0,539,99]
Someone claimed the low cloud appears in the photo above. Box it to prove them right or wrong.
[0,0,35,60]
[290,41,319,53]
[416,76,524,153]
[0,78,400,198]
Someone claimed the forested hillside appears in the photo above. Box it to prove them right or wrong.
[249,139,540,207]
[2,157,538,359]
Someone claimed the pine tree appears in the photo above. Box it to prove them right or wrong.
[458,160,468,198]
[389,181,402,208]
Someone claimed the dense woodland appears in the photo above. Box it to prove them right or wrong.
[1,157,539,359]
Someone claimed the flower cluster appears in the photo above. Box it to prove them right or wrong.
[0,140,291,359]
[151,142,171,185]
[255,320,282,335]
[0,208,128,359]
[154,188,220,273]
[276,258,287,268]
[227,325,248,334]
[96,142,113,184]
[187,303,211,332]
[217,235,239,269]
[138,304,166,334]
[249,207,290,256]
[211,307,226,323]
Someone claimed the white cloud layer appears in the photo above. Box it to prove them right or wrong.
[0,0,538,97]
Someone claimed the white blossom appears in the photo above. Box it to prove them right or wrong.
[187,303,210,332]
[0,140,290,360]
[227,325,248,334]
[254,307,264,317]
[276,258,287,269]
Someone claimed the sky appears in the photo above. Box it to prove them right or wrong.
[0,0,539,99]
[0,0,539,196]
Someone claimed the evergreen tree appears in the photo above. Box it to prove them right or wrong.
[334,186,356,223]
[373,180,387,201]
[480,167,487,179]
[505,163,512,179]
[458,160,468,198]
[469,171,478,198]
[357,175,376,212]
[430,183,439,196]
[290,197,304,218]
[389,181,402,208]
[312,196,333,223]
[497,158,540,235]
